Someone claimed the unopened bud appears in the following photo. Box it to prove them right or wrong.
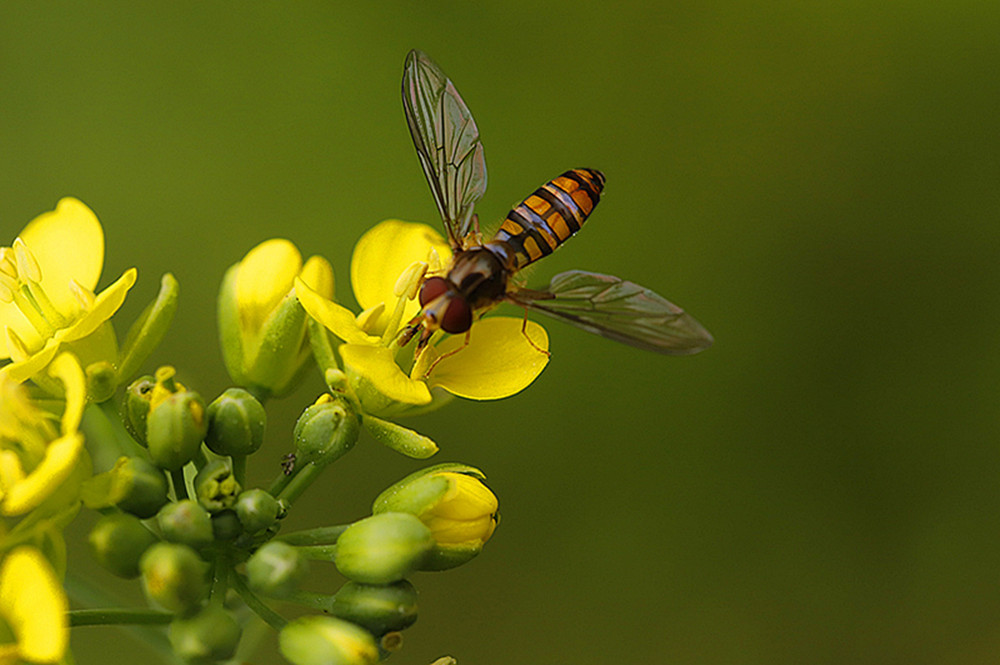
[147,391,208,471]
[293,395,358,467]
[334,513,433,584]
[205,388,265,457]
[113,456,169,519]
[246,541,309,599]
[330,580,418,635]
[279,616,378,665]
[89,513,159,579]
[157,499,214,550]
[234,489,282,534]
[123,376,155,445]
[140,542,209,614]
[168,605,242,663]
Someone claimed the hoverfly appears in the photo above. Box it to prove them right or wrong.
[398,50,713,357]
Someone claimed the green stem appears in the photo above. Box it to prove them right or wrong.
[286,590,333,612]
[231,454,247,487]
[294,544,338,561]
[170,468,188,501]
[230,570,287,630]
[69,609,174,627]
[210,557,231,608]
[276,461,326,505]
[276,524,350,546]
[267,457,299,497]
[82,401,143,472]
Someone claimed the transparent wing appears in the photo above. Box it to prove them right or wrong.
[402,49,487,248]
[508,270,713,355]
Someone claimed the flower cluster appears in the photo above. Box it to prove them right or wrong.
[0,200,537,664]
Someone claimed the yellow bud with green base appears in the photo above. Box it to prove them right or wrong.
[373,463,498,570]
[279,616,379,665]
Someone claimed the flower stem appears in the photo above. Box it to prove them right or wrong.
[230,570,287,630]
[294,544,338,561]
[170,468,188,501]
[276,461,325,505]
[231,453,247,487]
[286,590,333,612]
[276,524,351,546]
[69,608,174,627]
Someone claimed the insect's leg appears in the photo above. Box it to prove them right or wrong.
[521,308,550,357]
[422,330,471,379]
[468,214,484,247]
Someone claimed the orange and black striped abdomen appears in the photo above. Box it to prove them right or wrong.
[489,168,605,269]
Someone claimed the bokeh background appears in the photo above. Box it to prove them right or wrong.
[3,2,1000,664]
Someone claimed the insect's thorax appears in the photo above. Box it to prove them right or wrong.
[445,247,510,310]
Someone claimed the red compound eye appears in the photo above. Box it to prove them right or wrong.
[441,297,472,334]
[419,276,450,306]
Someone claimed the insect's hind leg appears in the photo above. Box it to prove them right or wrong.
[521,308,550,357]
[421,330,472,379]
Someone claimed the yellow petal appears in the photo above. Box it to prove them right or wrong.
[295,278,378,345]
[424,317,549,400]
[48,353,85,434]
[0,547,68,663]
[0,339,60,384]
[301,255,335,298]
[1,432,83,516]
[350,220,451,330]
[17,198,104,313]
[60,268,137,343]
[340,344,431,407]
[0,307,40,362]
[237,239,302,335]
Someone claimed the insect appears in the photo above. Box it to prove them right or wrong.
[398,49,713,357]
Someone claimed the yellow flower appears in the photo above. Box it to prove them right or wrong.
[0,198,137,385]
[0,546,68,664]
[218,238,334,399]
[0,353,87,516]
[296,219,549,416]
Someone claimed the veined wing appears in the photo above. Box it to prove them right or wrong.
[402,49,487,248]
[508,270,713,355]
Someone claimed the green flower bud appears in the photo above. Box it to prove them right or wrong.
[140,542,209,614]
[123,375,155,445]
[293,395,359,467]
[168,605,241,664]
[373,464,498,570]
[89,513,159,578]
[279,616,379,665]
[205,388,265,457]
[113,456,170,518]
[86,361,118,403]
[334,513,433,584]
[210,509,243,542]
[234,489,281,534]
[194,460,241,512]
[81,455,169,518]
[246,541,309,599]
[330,580,418,635]
[157,499,214,550]
[147,390,208,471]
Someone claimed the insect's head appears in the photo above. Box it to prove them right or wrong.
[418,276,472,334]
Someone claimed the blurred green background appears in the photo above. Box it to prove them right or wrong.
[3,2,1000,663]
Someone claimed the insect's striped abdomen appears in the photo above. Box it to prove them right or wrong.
[490,168,605,269]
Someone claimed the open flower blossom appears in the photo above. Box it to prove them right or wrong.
[0,546,68,664]
[218,238,334,399]
[0,198,136,385]
[0,352,88,516]
[295,219,549,416]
